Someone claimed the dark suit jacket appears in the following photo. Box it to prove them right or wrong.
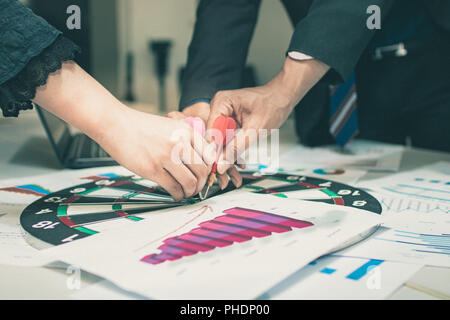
[180,0,449,146]
[179,0,394,108]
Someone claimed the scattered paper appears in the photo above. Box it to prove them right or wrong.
[280,139,404,172]
[43,193,382,299]
[262,255,422,300]
[70,280,148,300]
[359,162,450,203]
[0,204,53,266]
[0,166,133,204]
[339,225,450,267]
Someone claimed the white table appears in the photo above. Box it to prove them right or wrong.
[0,110,449,300]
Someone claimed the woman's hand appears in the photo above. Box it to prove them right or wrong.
[167,102,244,189]
[33,61,214,201]
[98,109,214,201]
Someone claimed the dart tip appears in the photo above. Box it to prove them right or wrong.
[199,185,210,201]
[199,172,216,200]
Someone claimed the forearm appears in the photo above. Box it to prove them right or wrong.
[32,61,127,143]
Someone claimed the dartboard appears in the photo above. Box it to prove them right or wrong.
[240,172,382,214]
[20,175,223,246]
[20,172,381,247]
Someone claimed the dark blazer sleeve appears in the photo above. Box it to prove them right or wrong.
[425,0,450,33]
[179,0,261,109]
[287,0,394,83]
[0,0,61,85]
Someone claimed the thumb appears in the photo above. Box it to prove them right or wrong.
[217,128,257,174]
[167,111,187,120]
[206,92,238,140]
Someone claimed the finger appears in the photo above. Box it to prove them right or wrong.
[164,160,198,199]
[153,169,184,202]
[206,92,237,140]
[217,173,229,190]
[217,128,257,174]
[180,146,209,195]
[167,111,186,120]
[227,166,243,188]
[190,127,216,166]
[236,155,246,169]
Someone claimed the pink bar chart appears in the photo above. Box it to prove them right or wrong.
[141,207,314,265]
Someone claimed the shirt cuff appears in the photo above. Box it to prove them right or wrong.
[288,51,314,61]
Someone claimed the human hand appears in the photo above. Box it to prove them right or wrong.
[206,57,330,183]
[167,101,210,123]
[167,102,244,190]
[32,62,214,201]
[97,108,215,201]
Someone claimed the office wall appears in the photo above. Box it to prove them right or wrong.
[115,0,293,112]
[90,0,120,95]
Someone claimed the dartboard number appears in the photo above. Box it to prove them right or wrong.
[319,181,332,187]
[338,190,361,196]
[62,234,79,243]
[352,200,367,207]
[44,197,68,203]
[70,188,86,194]
[32,221,60,229]
[95,179,116,186]
[35,208,53,215]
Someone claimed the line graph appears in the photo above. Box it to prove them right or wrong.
[379,196,449,214]
[382,184,450,203]
[376,230,450,256]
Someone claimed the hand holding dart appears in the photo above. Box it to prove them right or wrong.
[200,115,237,200]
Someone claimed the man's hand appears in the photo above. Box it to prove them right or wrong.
[167,101,244,189]
[207,57,330,180]
[167,101,211,123]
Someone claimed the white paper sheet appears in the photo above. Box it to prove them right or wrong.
[70,280,148,300]
[43,193,382,299]
[372,192,449,216]
[280,139,404,172]
[339,224,450,267]
[261,255,422,300]
[359,162,450,203]
[0,166,133,204]
[0,204,52,266]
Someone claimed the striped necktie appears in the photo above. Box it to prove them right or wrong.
[329,72,359,148]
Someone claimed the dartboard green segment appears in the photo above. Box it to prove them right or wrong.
[74,226,98,235]
[19,176,196,246]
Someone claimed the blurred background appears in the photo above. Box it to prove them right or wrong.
[21,0,293,113]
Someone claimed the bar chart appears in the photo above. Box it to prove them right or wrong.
[141,207,314,265]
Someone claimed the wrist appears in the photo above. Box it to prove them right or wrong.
[269,57,330,110]
[182,101,210,123]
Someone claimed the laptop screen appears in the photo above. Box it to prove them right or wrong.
[36,105,72,163]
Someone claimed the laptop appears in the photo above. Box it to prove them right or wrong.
[36,105,117,168]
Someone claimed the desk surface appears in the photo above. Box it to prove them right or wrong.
[0,110,449,300]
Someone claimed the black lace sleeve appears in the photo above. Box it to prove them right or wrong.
[0,36,81,117]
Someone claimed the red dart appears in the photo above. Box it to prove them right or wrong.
[201,115,237,199]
